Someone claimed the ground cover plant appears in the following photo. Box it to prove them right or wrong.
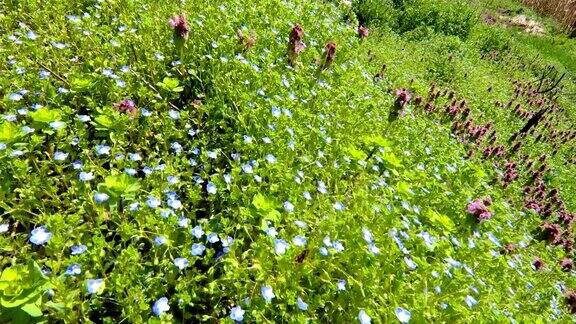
[1,0,576,322]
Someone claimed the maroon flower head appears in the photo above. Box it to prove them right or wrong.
[321,42,337,70]
[168,13,190,40]
[560,258,573,272]
[114,99,137,116]
[394,88,412,108]
[358,25,369,39]
[541,222,563,245]
[533,257,545,271]
[290,24,304,44]
[566,290,576,313]
[467,198,492,222]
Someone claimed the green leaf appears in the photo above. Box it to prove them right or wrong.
[98,173,141,199]
[21,302,42,317]
[252,193,274,211]
[29,108,62,123]
[0,123,22,143]
[344,146,367,160]
[71,77,93,91]
[424,209,455,232]
[382,152,402,168]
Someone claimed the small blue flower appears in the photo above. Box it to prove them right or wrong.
[265,154,276,164]
[404,257,417,270]
[49,121,65,130]
[230,306,245,322]
[154,236,167,246]
[147,196,161,208]
[337,279,347,291]
[125,168,137,176]
[191,243,206,256]
[86,279,104,294]
[77,171,93,181]
[292,235,307,247]
[71,244,87,255]
[333,202,345,211]
[241,164,253,174]
[207,232,220,243]
[27,30,37,40]
[167,198,182,210]
[141,108,152,117]
[261,285,275,303]
[395,307,411,323]
[95,145,111,156]
[191,225,204,239]
[29,226,52,245]
[206,182,217,195]
[358,310,371,324]
[39,69,51,79]
[283,201,294,213]
[94,192,109,203]
[168,109,180,120]
[274,239,289,255]
[128,202,140,211]
[152,297,170,316]
[171,142,183,154]
[8,93,23,101]
[178,217,190,228]
[77,114,91,122]
[167,176,179,185]
[173,257,189,270]
[53,151,68,161]
[65,263,82,276]
[465,295,478,308]
[297,297,308,311]
[319,247,329,256]
[0,223,9,233]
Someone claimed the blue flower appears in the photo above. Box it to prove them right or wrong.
[274,239,289,255]
[241,164,253,174]
[71,244,87,255]
[292,235,307,247]
[27,30,37,40]
[147,196,161,208]
[368,244,380,255]
[395,307,411,323]
[86,279,104,294]
[125,168,137,176]
[0,223,9,233]
[53,151,68,161]
[206,182,217,195]
[152,297,170,316]
[358,310,371,324]
[261,285,275,303]
[49,121,65,130]
[128,202,140,211]
[207,232,220,243]
[191,243,206,256]
[337,279,347,291]
[154,236,167,246]
[173,257,189,270]
[283,201,294,213]
[271,107,281,117]
[230,306,245,322]
[178,217,190,228]
[297,297,308,311]
[8,93,23,101]
[95,144,111,156]
[94,192,109,203]
[404,257,417,270]
[319,247,329,256]
[167,176,179,185]
[168,109,180,120]
[171,142,183,154]
[30,226,52,245]
[191,225,204,239]
[167,198,182,210]
[265,154,276,164]
[333,202,345,211]
[141,108,152,117]
[76,114,90,122]
[465,295,477,308]
[65,263,82,276]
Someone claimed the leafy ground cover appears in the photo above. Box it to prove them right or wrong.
[1,0,576,322]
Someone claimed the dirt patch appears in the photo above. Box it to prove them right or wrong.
[482,12,546,35]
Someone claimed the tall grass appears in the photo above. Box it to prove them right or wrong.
[520,0,576,34]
